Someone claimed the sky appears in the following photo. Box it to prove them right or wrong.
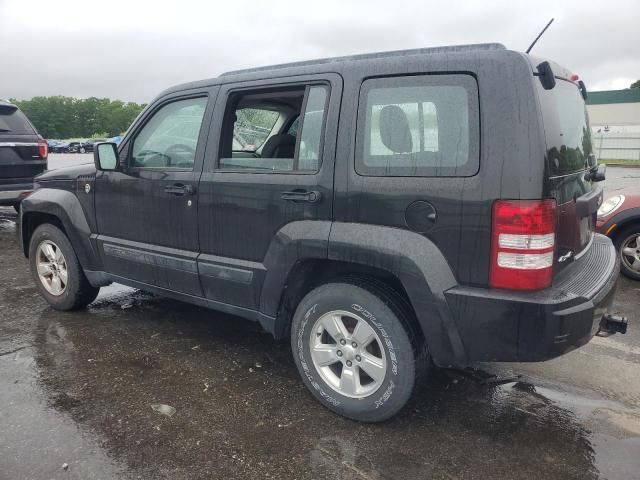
[1,0,638,103]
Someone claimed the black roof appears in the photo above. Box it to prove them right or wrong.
[220,43,506,77]
[157,43,512,99]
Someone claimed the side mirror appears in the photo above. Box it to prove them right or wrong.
[593,164,606,182]
[585,163,606,182]
[94,142,119,171]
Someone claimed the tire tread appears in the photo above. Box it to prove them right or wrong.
[29,223,99,310]
[614,224,640,280]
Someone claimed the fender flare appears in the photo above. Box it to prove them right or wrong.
[328,223,466,366]
[260,220,332,316]
[20,188,101,272]
[259,221,467,366]
[605,207,640,238]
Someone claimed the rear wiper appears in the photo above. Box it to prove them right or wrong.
[0,128,11,132]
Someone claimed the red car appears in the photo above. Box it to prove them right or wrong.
[597,187,640,280]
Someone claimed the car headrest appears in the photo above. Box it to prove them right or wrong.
[261,134,296,158]
[379,105,413,153]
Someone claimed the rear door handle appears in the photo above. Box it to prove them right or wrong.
[164,184,195,196]
[281,190,321,203]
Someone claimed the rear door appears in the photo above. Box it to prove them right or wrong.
[196,74,341,310]
[0,103,45,186]
[339,72,481,284]
[537,78,600,262]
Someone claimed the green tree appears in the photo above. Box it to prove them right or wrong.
[8,96,146,138]
[631,80,640,89]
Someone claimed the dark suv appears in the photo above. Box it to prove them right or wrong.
[0,100,48,211]
[18,44,627,422]
[68,141,88,154]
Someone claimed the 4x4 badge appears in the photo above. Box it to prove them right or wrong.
[85,183,91,194]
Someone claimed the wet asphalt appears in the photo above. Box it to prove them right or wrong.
[1,157,639,479]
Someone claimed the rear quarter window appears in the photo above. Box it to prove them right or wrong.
[0,107,36,135]
[355,74,479,177]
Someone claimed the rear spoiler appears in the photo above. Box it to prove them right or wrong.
[534,61,588,99]
[0,101,18,113]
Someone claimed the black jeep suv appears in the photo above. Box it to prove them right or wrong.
[19,44,626,422]
[0,100,48,210]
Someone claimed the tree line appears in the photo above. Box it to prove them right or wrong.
[9,96,146,139]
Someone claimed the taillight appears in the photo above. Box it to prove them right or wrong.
[490,199,556,291]
[38,138,48,159]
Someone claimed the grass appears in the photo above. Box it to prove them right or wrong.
[599,159,640,167]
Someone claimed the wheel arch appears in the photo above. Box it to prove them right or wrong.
[272,258,417,335]
[612,217,640,243]
[260,221,467,366]
[21,211,67,257]
[21,188,101,272]
[607,208,640,242]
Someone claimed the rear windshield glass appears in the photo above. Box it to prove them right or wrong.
[0,106,35,135]
[538,79,593,176]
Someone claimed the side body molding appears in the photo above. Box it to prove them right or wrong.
[20,188,102,273]
[328,223,466,366]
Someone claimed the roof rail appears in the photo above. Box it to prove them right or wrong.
[220,43,506,77]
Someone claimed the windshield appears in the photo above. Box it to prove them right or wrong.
[539,79,594,177]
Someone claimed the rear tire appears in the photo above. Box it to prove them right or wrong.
[29,224,100,310]
[291,280,424,422]
[615,224,640,280]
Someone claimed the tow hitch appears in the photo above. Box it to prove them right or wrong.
[598,313,628,335]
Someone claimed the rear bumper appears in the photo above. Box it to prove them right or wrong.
[445,233,620,362]
[0,181,34,205]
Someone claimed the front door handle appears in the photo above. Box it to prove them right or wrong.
[164,184,195,196]
[281,190,321,203]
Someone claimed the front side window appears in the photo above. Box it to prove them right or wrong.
[356,75,479,177]
[131,97,207,169]
[219,85,329,172]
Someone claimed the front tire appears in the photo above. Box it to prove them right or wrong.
[291,281,423,422]
[29,224,100,310]
[615,224,640,280]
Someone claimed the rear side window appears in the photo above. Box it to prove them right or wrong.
[297,86,328,170]
[356,74,479,177]
[0,106,35,135]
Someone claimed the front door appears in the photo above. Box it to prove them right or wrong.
[94,90,216,296]
[196,74,342,310]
